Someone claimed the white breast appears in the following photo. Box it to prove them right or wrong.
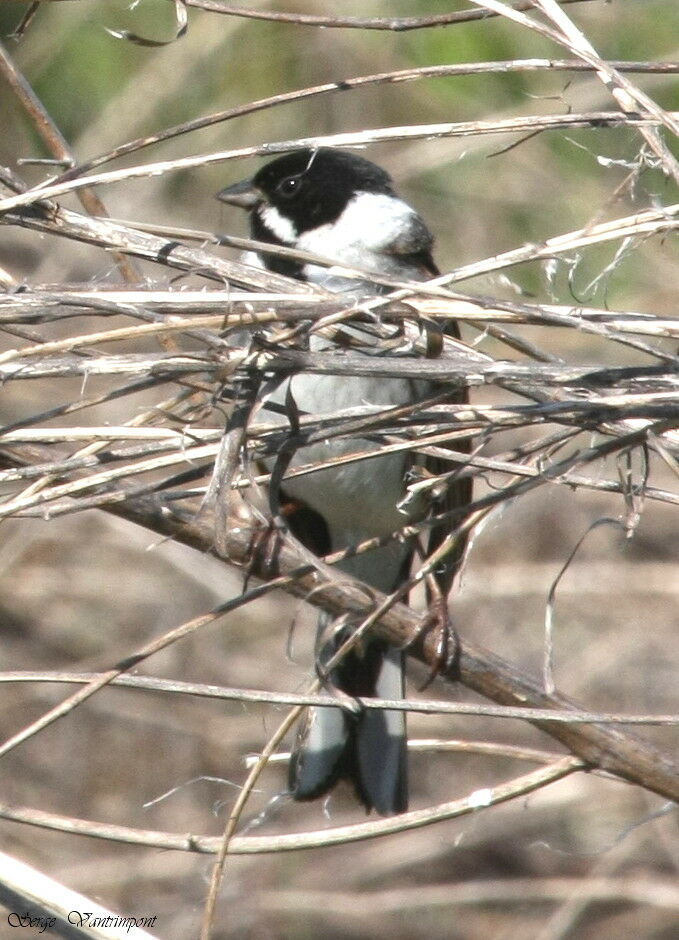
[275,367,422,591]
[240,199,433,587]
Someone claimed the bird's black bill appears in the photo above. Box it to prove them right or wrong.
[216,178,260,209]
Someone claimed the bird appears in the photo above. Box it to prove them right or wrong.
[217,147,470,815]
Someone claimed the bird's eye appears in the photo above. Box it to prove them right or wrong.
[276,175,302,199]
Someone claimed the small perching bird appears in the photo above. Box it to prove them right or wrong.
[218,148,470,815]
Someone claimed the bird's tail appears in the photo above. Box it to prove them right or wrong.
[288,613,407,815]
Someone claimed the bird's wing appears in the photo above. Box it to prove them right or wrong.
[382,211,439,277]
[422,343,472,599]
[402,249,472,598]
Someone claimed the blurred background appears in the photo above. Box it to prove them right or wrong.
[0,1,678,937]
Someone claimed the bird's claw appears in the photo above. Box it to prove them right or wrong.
[244,518,283,588]
[416,597,459,690]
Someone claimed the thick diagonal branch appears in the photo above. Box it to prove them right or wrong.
[111,489,679,803]
[1,440,677,801]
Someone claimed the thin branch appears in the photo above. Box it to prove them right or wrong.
[2,670,676,726]
[1,111,676,215]
[0,40,140,282]
[0,757,584,854]
[182,0,597,31]
[55,57,679,181]
[528,0,679,181]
